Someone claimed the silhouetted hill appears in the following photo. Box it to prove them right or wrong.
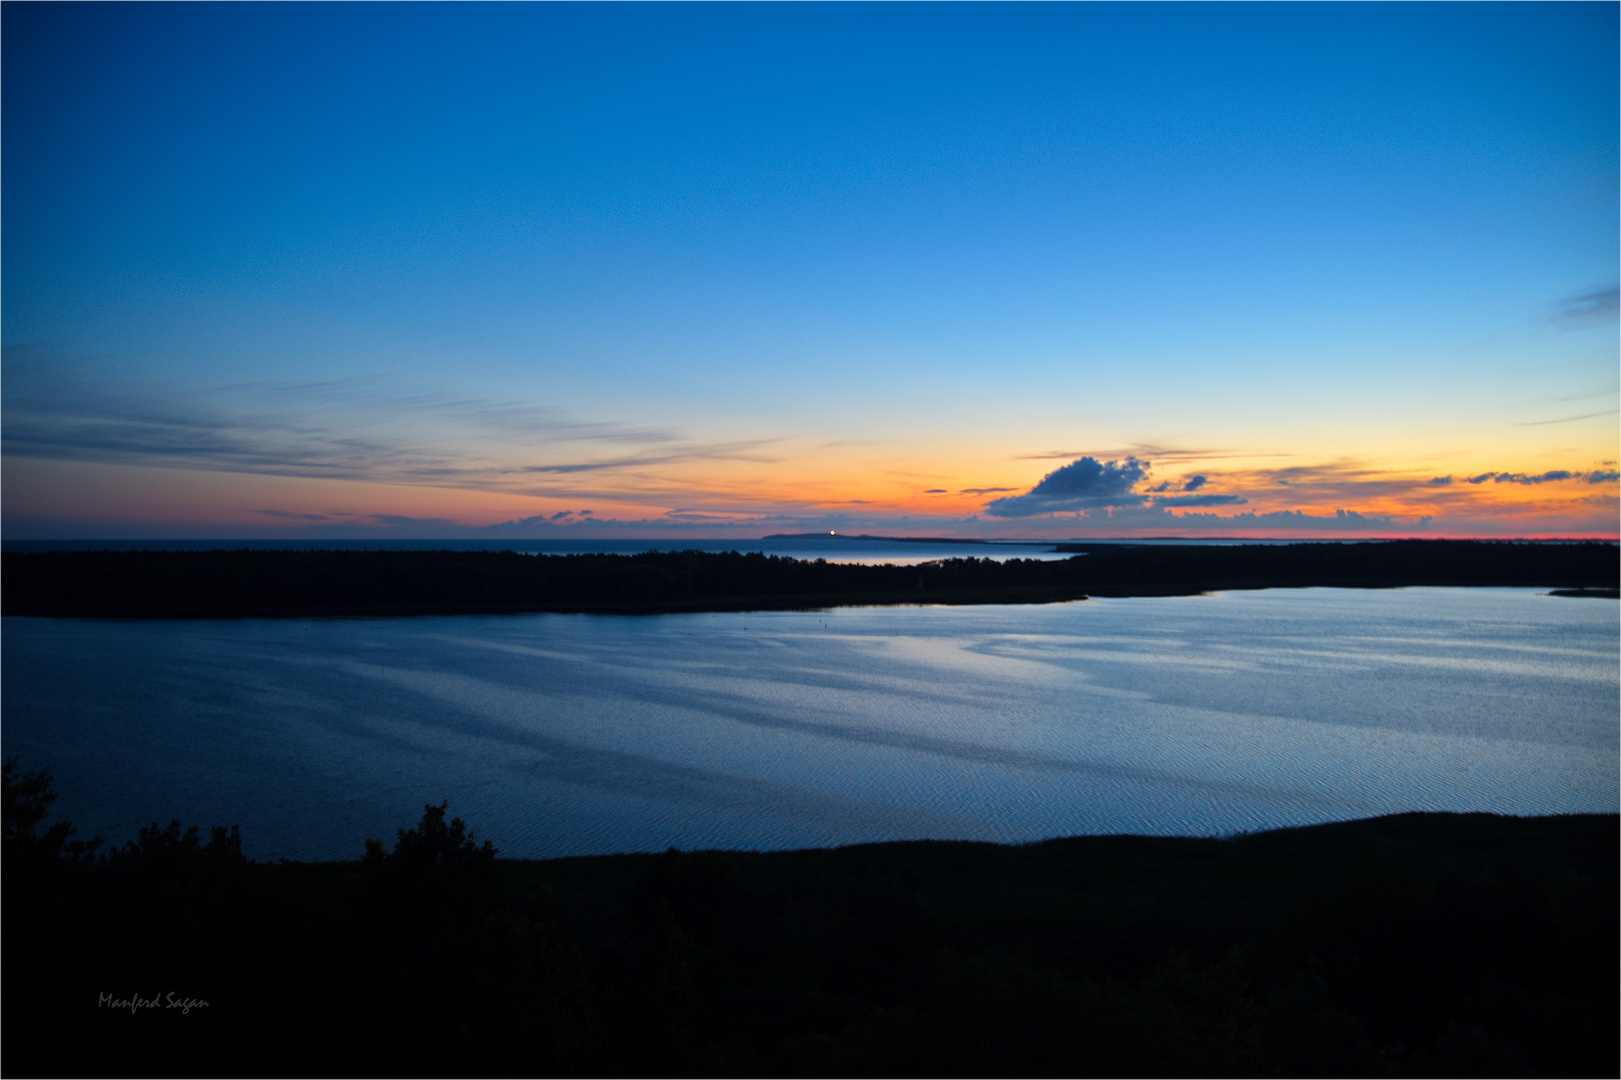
[2,540,1614,618]
[3,761,1616,1077]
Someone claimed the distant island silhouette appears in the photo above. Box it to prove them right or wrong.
[3,540,1614,618]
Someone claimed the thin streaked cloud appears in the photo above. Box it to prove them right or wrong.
[1513,410,1619,427]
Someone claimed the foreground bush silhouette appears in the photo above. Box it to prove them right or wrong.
[365,800,495,876]
[4,762,1616,1077]
[2,758,102,868]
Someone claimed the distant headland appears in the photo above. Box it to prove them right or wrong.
[3,540,1614,619]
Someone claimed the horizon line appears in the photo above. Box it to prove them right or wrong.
[3,535,1616,545]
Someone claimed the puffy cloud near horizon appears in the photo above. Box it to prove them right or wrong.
[984,457,1150,517]
[986,457,1253,517]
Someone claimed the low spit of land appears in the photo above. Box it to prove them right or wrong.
[5,764,1615,1077]
[2,539,1616,618]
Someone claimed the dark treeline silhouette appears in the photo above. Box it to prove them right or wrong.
[3,540,1615,617]
[4,761,1615,1077]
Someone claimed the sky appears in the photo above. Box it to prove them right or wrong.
[3,2,1616,540]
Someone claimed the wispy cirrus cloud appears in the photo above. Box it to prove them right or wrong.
[1225,461,1618,513]
[1150,493,1247,508]
[518,442,779,475]
[255,509,333,521]
[1548,285,1620,329]
[1,347,780,498]
[1015,444,1287,464]
[1512,410,1619,427]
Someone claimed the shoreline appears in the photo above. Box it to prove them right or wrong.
[4,539,1615,619]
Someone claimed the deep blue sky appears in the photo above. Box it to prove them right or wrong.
[4,3,1616,537]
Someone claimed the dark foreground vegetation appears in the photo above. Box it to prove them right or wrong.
[3,540,1615,617]
[5,762,1616,1077]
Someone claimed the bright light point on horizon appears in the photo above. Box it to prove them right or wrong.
[1,4,1615,540]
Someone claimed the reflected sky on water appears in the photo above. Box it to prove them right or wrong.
[4,587,1615,860]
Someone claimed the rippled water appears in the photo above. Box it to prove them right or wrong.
[4,588,1615,860]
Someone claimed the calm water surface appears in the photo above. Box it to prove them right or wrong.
[4,588,1615,860]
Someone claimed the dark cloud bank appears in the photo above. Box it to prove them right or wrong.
[985,457,1245,518]
[987,452,1614,528]
[1432,470,1620,486]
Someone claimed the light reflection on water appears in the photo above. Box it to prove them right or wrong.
[3,587,1615,860]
